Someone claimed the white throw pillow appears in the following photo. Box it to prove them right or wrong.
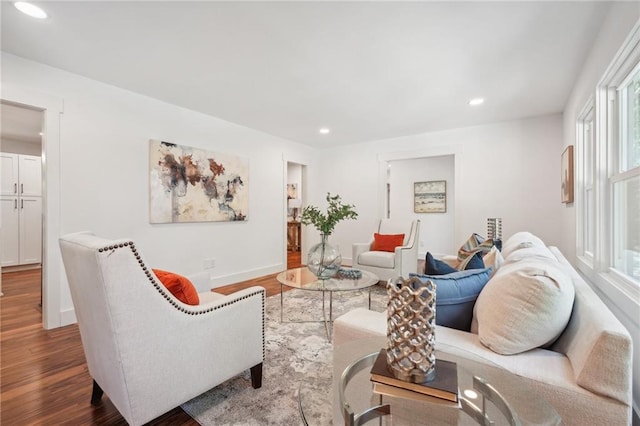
[483,246,504,274]
[501,231,546,258]
[473,258,575,355]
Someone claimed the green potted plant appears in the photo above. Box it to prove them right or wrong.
[300,193,358,279]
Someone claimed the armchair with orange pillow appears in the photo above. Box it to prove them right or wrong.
[59,232,265,426]
[352,219,421,282]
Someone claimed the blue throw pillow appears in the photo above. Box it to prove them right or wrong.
[463,251,485,270]
[425,252,457,275]
[409,267,492,331]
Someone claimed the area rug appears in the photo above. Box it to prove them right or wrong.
[181,284,387,425]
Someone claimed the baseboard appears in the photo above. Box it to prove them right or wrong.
[2,264,42,273]
[60,308,77,327]
[209,263,284,288]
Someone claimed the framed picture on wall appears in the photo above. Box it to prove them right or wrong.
[414,181,446,213]
[561,145,574,204]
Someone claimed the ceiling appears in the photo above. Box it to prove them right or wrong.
[1,1,611,148]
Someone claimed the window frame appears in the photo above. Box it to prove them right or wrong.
[576,22,640,302]
[576,99,595,267]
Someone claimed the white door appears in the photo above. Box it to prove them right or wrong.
[1,196,20,266]
[1,153,18,196]
[19,196,42,265]
[19,155,41,197]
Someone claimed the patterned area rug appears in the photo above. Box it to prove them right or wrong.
[181,283,387,425]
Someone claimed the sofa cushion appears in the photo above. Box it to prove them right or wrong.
[409,267,492,331]
[473,258,574,355]
[372,233,405,252]
[425,252,458,275]
[549,247,632,406]
[358,250,395,268]
[501,231,546,258]
[152,269,200,305]
[504,245,556,263]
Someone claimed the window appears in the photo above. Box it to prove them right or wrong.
[577,103,595,262]
[611,64,640,283]
[577,25,640,292]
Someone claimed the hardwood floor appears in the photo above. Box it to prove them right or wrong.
[0,250,302,425]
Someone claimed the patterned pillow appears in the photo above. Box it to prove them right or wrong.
[457,233,495,269]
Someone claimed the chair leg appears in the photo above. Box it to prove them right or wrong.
[250,363,263,389]
[91,380,104,405]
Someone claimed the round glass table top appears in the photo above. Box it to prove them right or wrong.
[277,267,379,292]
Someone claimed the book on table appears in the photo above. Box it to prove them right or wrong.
[370,349,459,403]
[372,382,460,407]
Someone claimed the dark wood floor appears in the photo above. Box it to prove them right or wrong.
[0,251,302,425]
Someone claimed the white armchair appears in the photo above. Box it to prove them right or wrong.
[59,232,265,426]
[352,219,421,282]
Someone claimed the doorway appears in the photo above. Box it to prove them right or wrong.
[0,102,44,317]
[286,162,305,269]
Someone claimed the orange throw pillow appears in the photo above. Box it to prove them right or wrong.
[372,233,405,252]
[152,269,200,305]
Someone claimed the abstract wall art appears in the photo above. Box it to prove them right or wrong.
[149,140,249,223]
[414,180,446,213]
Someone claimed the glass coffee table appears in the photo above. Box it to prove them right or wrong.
[276,267,379,341]
[299,336,562,425]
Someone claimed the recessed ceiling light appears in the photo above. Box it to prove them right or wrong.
[14,2,48,19]
[469,98,485,106]
[319,127,330,135]
[39,132,43,136]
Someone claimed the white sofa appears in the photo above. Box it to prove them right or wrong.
[334,237,633,425]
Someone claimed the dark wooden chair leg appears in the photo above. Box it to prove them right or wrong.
[250,363,263,389]
[91,380,104,405]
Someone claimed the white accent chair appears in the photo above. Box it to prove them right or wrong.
[59,232,265,426]
[352,219,421,282]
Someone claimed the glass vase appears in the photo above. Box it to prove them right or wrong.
[307,234,341,279]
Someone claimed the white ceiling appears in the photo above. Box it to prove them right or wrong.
[1,1,611,148]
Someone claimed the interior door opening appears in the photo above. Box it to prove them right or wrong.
[286,161,306,269]
[0,102,44,322]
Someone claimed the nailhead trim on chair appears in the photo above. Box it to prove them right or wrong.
[97,241,266,360]
[98,241,265,314]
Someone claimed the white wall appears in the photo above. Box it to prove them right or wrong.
[318,114,564,265]
[1,52,315,325]
[561,4,640,420]
[389,155,455,257]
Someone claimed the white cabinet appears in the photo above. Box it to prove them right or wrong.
[1,153,19,195]
[1,197,20,266]
[1,153,41,196]
[0,153,42,267]
[19,197,42,265]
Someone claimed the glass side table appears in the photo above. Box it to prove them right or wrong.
[299,336,562,425]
